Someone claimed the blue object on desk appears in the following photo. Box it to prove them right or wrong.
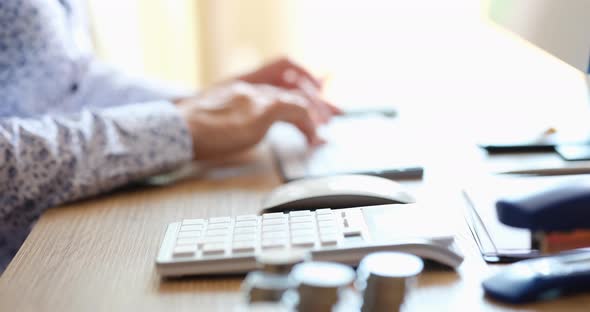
[483,249,590,304]
[496,183,590,231]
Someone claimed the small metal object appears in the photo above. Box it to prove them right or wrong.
[290,261,356,312]
[256,249,310,274]
[242,271,294,303]
[242,249,310,303]
[357,252,423,312]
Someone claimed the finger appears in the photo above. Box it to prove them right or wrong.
[296,78,340,122]
[265,97,323,146]
[259,84,323,126]
[276,91,323,126]
[323,100,344,115]
[278,58,322,89]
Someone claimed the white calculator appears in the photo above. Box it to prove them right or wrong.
[156,205,464,277]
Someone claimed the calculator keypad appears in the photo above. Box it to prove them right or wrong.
[170,209,368,259]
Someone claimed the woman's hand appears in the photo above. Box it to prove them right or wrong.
[237,58,342,123]
[176,81,328,160]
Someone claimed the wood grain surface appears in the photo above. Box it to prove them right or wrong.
[2,142,590,312]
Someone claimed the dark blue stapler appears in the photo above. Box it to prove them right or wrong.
[496,182,590,253]
[482,182,590,304]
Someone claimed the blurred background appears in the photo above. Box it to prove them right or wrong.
[87,0,589,134]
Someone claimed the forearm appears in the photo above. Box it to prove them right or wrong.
[0,101,193,269]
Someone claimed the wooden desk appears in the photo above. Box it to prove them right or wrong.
[2,13,590,310]
[2,137,590,311]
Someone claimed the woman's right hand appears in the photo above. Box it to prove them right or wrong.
[175,81,335,160]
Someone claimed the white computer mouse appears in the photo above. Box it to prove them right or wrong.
[260,174,415,213]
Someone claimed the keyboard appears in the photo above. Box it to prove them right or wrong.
[269,115,424,181]
[156,207,464,277]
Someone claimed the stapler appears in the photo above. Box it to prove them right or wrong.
[496,182,590,254]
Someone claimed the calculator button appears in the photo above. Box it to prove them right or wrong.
[236,215,258,222]
[177,231,202,238]
[173,245,197,257]
[343,228,362,237]
[316,214,334,221]
[290,216,314,224]
[202,244,226,255]
[291,229,316,237]
[209,217,231,224]
[235,221,257,228]
[290,222,314,230]
[232,241,256,253]
[182,219,205,225]
[289,210,312,217]
[315,209,332,215]
[207,223,230,230]
[180,224,204,232]
[203,236,228,243]
[319,226,338,235]
[291,236,315,247]
[262,224,288,232]
[176,237,199,246]
[263,218,287,226]
[263,212,285,219]
[320,235,339,246]
[262,231,288,239]
[234,227,257,234]
[318,220,336,228]
[262,239,287,249]
[206,229,230,236]
[233,234,257,242]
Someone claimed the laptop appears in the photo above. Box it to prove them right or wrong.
[268,113,424,182]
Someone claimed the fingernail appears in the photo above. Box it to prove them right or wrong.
[312,136,326,146]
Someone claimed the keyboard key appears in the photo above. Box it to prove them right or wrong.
[182,219,205,225]
[289,210,312,217]
[233,235,257,242]
[263,218,287,226]
[232,241,256,253]
[235,221,257,228]
[262,224,287,232]
[180,224,204,232]
[234,227,257,234]
[291,236,315,247]
[315,209,332,215]
[316,214,334,221]
[207,223,230,230]
[290,216,313,224]
[290,222,314,230]
[178,230,202,238]
[206,229,230,237]
[236,215,258,222]
[176,237,199,246]
[173,245,197,257]
[209,217,231,224]
[263,212,285,219]
[202,243,226,255]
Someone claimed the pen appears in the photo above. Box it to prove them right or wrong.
[497,166,590,176]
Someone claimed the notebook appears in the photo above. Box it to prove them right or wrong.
[462,175,590,263]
